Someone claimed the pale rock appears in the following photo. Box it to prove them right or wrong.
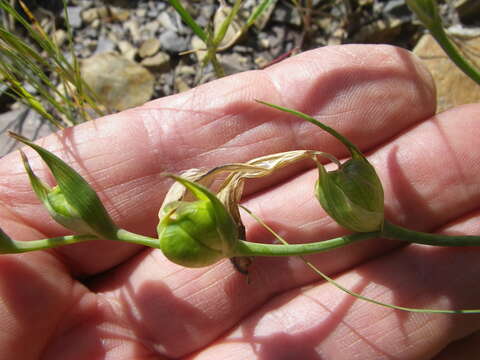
[117,41,137,61]
[52,29,67,47]
[174,77,191,93]
[81,8,99,24]
[191,35,207,62]
[81,52,154,111]
[142,20,161,38]
[158,12,178,32]
[139,38,161,58]
[413,34,480,112]
[96,7,109,20]
[141,52,171,73]
[110,7,130,22]
[125,19,141,43]
[159,30,189,53]
[66,6,82,28]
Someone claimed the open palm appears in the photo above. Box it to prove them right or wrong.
[1,45,480,360]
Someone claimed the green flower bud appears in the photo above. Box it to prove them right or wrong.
[158,175,239,268]
[12,133,118,238]
[315,152,384,232]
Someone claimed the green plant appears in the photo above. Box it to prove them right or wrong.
[406,0,480,85]
[169,0,275,77]
[4,100,480,315]
[0,0,106,128]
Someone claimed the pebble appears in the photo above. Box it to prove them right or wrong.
[81,52,155,111]
[159,30,189,53]
[413,34,480,112]
[139,38,161,58]
[66,6,82,28]
[117,40,137,61]
[141,52,171,72]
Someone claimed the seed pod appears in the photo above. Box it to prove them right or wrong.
[158,175,239,268]
[315,152,384,232]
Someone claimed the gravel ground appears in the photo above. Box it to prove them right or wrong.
[0,0,479,155]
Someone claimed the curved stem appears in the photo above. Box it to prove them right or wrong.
[233,231,378,257]
[382,221,480,246]
[429,25,480,86]
[255,100,361,155]
[3,234,98,253]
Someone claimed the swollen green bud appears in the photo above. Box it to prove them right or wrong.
[12,133,118,238]
[158,175,239,268]
[315,152,384,232]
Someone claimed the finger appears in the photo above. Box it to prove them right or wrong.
[0,251,84,359]
[191,241,480,360]
[94,102,480,358]
[433,330,480,360]
[0,44,434,276]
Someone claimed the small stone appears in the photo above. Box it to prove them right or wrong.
[158,12,178,32]
[413,34,480,112]
[142,20,161,38]
[0,108,52,156]
[90,18,101,29]
[81,8,99,24]
[94,36,115,54]
[174,77,191,93]
[52,29,67,47]
[159,30,189,53]
[219,53,249,75]
[66,6,82,28]
[81,52,154,111]
[110,7,130,22]
[117,41,137,61]
[136,8,147,17]
[125,19,141,43]
[141,52,171,72]
[139,38,161,58]
[254,55,270,68]
[190,35,207,62]
[96,6,109,20]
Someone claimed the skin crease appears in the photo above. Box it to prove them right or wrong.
[0,44,479,359]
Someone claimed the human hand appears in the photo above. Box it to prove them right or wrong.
[0,45,479,359]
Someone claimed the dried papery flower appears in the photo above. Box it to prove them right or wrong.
[158,150,329,270]
[255,100,385,232]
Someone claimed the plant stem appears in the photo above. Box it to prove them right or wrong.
[233,231,378,257]
[114,229,159,247]
[429,24,480,86]
[3,234,97,253]
[255,100,361,156]
[382,220,480,246]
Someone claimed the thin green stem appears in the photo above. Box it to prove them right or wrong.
[429,24,480,85]
[382,221,480,246]
[255,100,361,156]
[233,232,376,256]
[114,229,159,247]
[168,0,207,42]
[3,234,97,253]
[242,206,480,313]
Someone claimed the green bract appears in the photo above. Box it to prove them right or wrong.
[12,133,118,238]
[157,175,239,268]
[315,151,384,232]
